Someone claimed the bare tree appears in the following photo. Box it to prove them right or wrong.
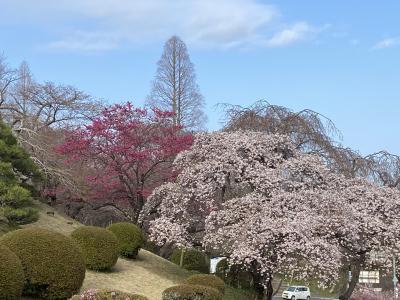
[0,55,19,107]
[0,59,102,195]
[364,151,400,188]
[147,36,206,131]
[220,100,371,177]
[220,100,400,190]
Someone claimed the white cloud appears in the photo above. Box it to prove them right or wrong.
[264,22,317,47]
[1,0,322,52]
[373,37,400,50]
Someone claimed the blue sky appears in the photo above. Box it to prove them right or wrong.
[1,0,399,155]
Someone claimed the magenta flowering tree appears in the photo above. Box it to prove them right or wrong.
[56,102,193,221]
[141,131,400,300]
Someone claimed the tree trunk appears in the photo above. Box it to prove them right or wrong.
[252,274,274,300]
[339,253,366,300]
[272,279,283,297]
[253,280,265,300]
[179,248,185,267]
[265,278,274,300]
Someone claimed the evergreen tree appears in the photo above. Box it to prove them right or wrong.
[0,119,40,225]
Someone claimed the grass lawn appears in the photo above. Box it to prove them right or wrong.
[16,201,252,300]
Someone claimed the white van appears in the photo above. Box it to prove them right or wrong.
[282,286,311,300]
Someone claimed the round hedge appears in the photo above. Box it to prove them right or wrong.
[71,288,149,300]
[162,285,222,300]
[169,248,210,273]
[71,226,120,271]
[0,228,85,299]
[107,222,144,259]
[185,274,225,294]
[0,244,24,299]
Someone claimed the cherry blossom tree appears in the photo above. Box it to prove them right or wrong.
[56,102,193,221]
[310,177,400,300]
[141,131,345,299]
[141,131,400,300]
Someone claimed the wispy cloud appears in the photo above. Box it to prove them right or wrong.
[47,31,121,52]
[372,37,400,50]
[1,0,324,52]
[264,22,317,47]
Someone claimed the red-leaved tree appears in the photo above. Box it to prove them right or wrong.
[56,102,193,221]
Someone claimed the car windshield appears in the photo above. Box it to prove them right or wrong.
[287,287,296,292]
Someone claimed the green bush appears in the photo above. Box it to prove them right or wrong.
[71,226,120,271]
[71,288,149,300]
[2,206,39,225]
[0,120,41,226]
[0,244,24,299]
[1,185,33,208]
[162,285,222,300]
[170,248,210,273]
[215,259,252,289]
[0,228,85,299]
[107,222,144,259]
[185,274,225,294]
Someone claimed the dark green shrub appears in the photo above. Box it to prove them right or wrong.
[0,185,33,208]
[107,222,144,259]
[0,120,41,226]
[142,240,160,255]
[215,258,229,279]
[0,244,24,299]
[0,228,85,299]
[71,226,120,271]
[170,248,210,273]
[71,288,149,300]
[162,285,222,300]
[215,259,252,289]
[185,274,225,294]
[2,206,39,225]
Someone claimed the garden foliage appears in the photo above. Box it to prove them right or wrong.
[0,228,85,299]
[169,248,210,273]
[71,226,120,271]
[0,244,24,299]
[107,222,144,259]
[162,284,223,300]
[0,120,40,225]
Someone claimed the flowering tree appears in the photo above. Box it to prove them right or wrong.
[56,102,193,221]
[141,131,344,299]
[311,177,400,300]
[141,131,400,300]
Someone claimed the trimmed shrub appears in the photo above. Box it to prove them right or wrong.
[185,274,225,294]
[0,228,85,299]
[170,248,210,273]
[107,222,144,259]
[71,288,149,300]
[0,244,24,299]
[162,285,223,300]
[71,226,120,271]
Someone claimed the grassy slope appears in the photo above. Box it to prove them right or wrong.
[21,201,252,300]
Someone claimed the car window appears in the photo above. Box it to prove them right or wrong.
[287,287,296,292]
